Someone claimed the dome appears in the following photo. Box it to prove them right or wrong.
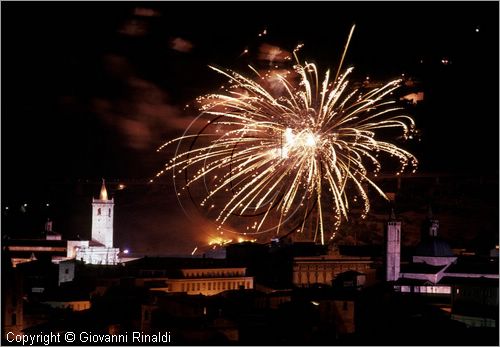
[415,238,453,257]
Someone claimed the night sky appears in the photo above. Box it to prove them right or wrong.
[2,2,499,254]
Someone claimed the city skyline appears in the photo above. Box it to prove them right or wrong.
[2,2,498,255]
[2,3,499,346]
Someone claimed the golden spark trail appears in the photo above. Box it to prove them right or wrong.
[153,34,418,244]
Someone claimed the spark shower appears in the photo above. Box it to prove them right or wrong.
[153,26,418,244]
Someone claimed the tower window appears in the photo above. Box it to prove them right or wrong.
[97,208,101,216]
[108,208,111,217]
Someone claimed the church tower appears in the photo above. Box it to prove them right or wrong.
[421,205,439,241]
[385,209,401,282]
[91,179,114,248]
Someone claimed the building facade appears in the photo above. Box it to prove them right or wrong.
[149,267,254,296]
[293,255,373,287]
[385,210,401,281]
[74,180,120,265]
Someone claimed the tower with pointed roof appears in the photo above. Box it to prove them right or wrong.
[425,205,439,238]
[385,208,401,281]
[91,179,114,248]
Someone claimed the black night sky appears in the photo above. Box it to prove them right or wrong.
[2,2,499,254]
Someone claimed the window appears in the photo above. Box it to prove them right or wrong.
[65,269,69,274]
[97,208,101,216]
[108,208,111,217]
[208,282,212,290]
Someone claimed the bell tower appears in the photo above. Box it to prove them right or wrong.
[421,205,439,241]
[91,179,114,248]
[385,208,401,282]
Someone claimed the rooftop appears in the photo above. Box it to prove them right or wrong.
[438,276,499,286]
[125,256,244,271]
[444,256,499,275]
[400,263,446,274]
[415,237,454,257]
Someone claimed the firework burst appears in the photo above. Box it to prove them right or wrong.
[153,31,418,244]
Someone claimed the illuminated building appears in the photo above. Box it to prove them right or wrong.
[165,267,254,295]
[4,218,67,267]
[126,257,254,296]
[385,209,401,281]
[293,255,374,288]
[5,239,67,267]
[389,211,499,327]
[70,180,120,265]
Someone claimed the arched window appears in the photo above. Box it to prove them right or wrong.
[97,208,101,216]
